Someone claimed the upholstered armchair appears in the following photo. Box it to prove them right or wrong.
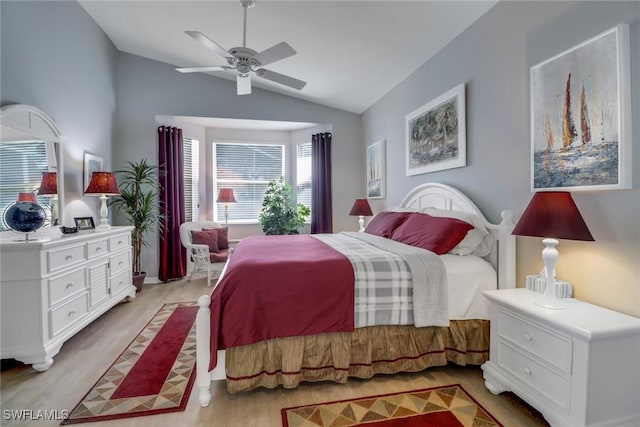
[179,221,230,286]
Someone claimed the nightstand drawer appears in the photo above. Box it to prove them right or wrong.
[497,309,572,373]
[498,340,570,411]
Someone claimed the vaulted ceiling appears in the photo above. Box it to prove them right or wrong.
[79,1,497,114]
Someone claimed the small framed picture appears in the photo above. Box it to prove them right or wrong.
[74,216,95,230]
[83,152,103,194]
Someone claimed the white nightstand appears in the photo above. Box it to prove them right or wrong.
[481,288,640,427]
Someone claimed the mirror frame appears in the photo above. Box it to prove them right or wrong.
[0,104,65,227]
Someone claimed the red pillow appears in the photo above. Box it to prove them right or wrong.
[191,229,219,253]
[365,211,410,238]
[205,227,228,249]
[390,212,474,255]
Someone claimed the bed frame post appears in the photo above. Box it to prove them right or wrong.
[196,294,212,407]
[498,210,516,289]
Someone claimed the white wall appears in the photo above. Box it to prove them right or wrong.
[362,1,640,316]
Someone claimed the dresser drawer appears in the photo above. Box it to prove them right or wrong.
[111,269,131,294]
[110,252,131,275]
[497,309,572,373]
[48,269,86,307]
[109,234,130,251]
[87,238,109,259]
[498,340,570,411]
[47,244,86,273]
[50,292,88,337]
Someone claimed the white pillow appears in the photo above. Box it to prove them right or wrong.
[422,209,494,257]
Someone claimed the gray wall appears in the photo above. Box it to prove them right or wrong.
[114,53,362,277]
[362,1,640,316]
[1,1,118,222]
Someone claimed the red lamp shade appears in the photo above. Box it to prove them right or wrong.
[17,192,38,203]
[512,191,594,241]
[85,172,120,196]
[38,172,58,195]
[216,188,237,203]
[349,198,373,216]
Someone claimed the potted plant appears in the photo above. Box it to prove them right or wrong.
[259,177,310,235]
[110,159,163,292]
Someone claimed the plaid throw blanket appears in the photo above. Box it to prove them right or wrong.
[312,232,448,328]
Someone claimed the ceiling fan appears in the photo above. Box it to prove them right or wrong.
[176,0,306,95]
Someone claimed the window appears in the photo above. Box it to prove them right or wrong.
[214,143,285,223]
[0,141,52,231]
[183,137,199,221]
[296,142,312,217]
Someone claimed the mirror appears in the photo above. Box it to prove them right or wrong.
[0,104,65,230]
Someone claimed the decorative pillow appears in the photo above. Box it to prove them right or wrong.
[424,209,494,257]
[364,211,410,238]
[191,229,219,253]
[390,212,474,255]
[205,227,228,249]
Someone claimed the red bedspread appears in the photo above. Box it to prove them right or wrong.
[208,235,355,370]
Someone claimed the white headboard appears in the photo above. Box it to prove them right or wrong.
[398,183,515,289]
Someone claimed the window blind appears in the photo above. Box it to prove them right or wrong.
[214,143,285,222]
[183,137,199,222]
[0,141,51,231]
[296,142,312,215]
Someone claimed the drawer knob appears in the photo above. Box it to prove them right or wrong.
[524,333,533,342]
[68,310,76,317]
[95,247,103,252]
[524,367,532,375]
[65,283,73,289]
[65,255,73,260]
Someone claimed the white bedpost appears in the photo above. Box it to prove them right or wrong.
[196,294,213,407]
[497,210,516,289]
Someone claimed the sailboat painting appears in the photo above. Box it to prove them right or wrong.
[530,24,631,191]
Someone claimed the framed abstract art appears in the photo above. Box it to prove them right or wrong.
[406,83,466,176]
[530,24,631,191]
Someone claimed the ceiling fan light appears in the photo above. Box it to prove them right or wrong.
[237,73,251,95]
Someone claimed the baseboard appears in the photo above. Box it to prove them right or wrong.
[144,276,160,284]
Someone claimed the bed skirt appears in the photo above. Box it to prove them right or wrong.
[224,319,489,393]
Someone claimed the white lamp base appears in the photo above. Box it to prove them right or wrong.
[358,216,365,232]
[534,237,565,310]
[96,194,111,230]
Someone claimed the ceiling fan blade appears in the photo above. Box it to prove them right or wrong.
[237,74,251,95]
[185,30,232,59]
[256,69,307,90]
[176,66,227,73]
[253,42,296,67]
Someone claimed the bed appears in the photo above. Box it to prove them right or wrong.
[195,183,515,406]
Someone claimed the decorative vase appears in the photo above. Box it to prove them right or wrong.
[3,193,46,240]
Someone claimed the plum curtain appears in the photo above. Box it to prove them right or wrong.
[158,126,186,281]
[311,132,333,234]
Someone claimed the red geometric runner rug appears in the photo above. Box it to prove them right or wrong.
[281,384,503,427]
[62,302,198,424]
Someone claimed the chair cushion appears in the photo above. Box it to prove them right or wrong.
[209,248,229,263]
[205,227,229,249]
[191,229,219,253]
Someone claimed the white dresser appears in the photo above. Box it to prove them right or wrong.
[482,288,640,427]
[0,227,136,371]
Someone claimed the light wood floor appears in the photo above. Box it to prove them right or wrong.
[1,276,548,427]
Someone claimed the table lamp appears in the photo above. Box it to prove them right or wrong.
[216,188,236,225]
[349,198,373,232]
[38,172,58,225]
[512,191,594,309]
[85,172,120,230]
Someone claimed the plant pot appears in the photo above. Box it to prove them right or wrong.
[132,272,146,293]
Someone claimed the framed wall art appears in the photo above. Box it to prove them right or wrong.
[366,139,386,199]
[530,24,631,191]
[406,83,466,176]
[83,152,103,194]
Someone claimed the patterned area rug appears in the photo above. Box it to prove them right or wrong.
[281,384,503,427]
[62,302,198,424]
